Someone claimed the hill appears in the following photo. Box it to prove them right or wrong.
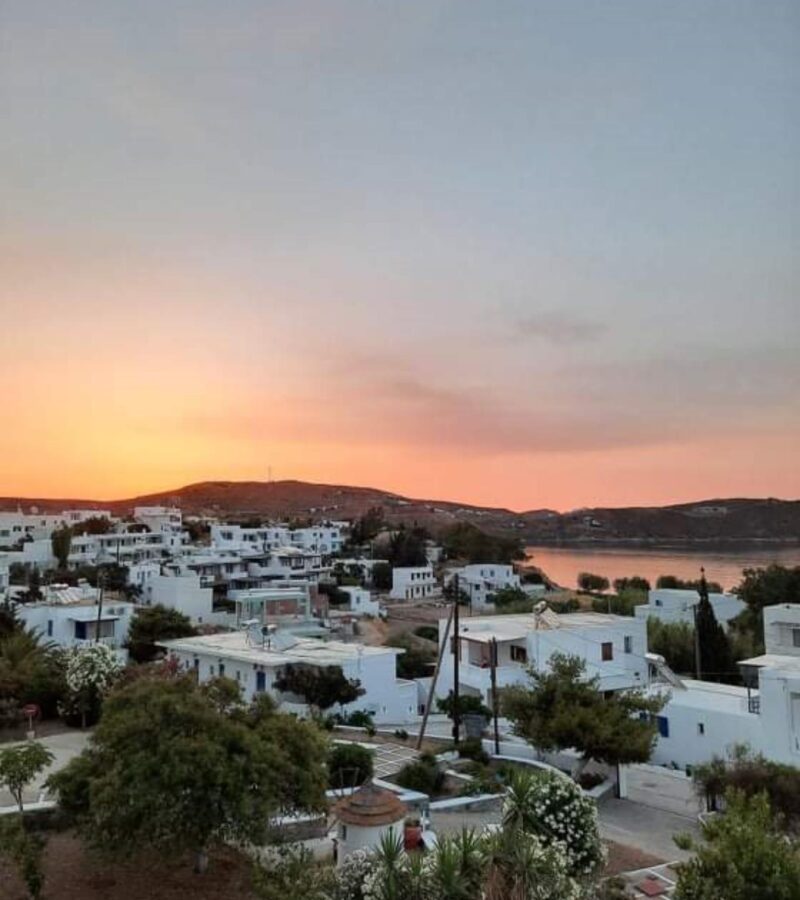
[0,482,798,545]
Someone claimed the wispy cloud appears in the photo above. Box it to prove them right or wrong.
[514,311,607,345]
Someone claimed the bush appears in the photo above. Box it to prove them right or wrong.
[578,572,610,592]
[577,771,605,790]
[328,743,374,790]
[387,635,436,679]
[394,729,409,741]
[394,755,444,796]
[412,625,439,642]
[458,737,489,765]
[338,710,374,728]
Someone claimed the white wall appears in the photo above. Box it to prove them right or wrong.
[340,586,380,617]
[145,573,214,623]
[763,604,800,657]
[337,820,404,866]
[635,589,744,628]
[390,566,436,601]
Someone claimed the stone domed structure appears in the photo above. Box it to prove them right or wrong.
[332,781,407,865]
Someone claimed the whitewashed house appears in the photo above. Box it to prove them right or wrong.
[444,564,543,611]
[0,553,9,600]
[13,583,136,658]
[644,604,800,768]
[338,586,380,617]
[437,609,648,704]
[634,588,745,629]
[390,566,437,601]
[162,630,418,723]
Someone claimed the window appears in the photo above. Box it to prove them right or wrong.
[74,621,87,640]
[624,636,633,654]
[793,629,800,648]
[657,716,669,738]
[256,671,266,693]
[601,642,613,661]
[697,723,705,735]
[655,598,662,607]
[47,620,53,637]
[510,645,528,664]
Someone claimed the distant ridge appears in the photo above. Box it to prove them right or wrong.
[1,481,798,545]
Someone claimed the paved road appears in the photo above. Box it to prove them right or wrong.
[598,797,699,863]
[0,730,91,811]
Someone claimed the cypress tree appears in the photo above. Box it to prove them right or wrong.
[695,569,734,682]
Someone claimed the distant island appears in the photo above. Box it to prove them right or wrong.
[1,481,798,546]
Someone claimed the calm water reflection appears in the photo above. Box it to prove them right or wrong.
[525,544,800,592]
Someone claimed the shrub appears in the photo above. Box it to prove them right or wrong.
[394,755,444,796]
[458,737,489,765]
[338,709,374,728]
[412,625,439,642]
[577,572,609,593]
[328,743,374,790]
[394,729,409,741]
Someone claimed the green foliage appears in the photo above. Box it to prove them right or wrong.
[489,586,530,608]
[547,597,580,613]
[387,634,435,679]
[656,574,723,592]
[441,523,524,565]
[612,576,651,593]
[328,742,374,789]
[317,581,351,606]
[412,625,439,642]
[348,507,386,547]
[491,598,536,615]
[387,527,429,567]
[647,619,696,674]
[577,572,609,592]
[503,653,667,768]
[9,563,29,585]
[71,516,113,536]
[337,709,375,728]
[253,843,335,900]
[50,526,72,569]
[394,754,445,795]
[733,564,800,638]
[0,816,46,899]
[590,588,646,616]
[457,737,489,765]
[693,745,800,832]
[46,676,328,870]
[0,741,55,814]
[695,576,734,682]
[61,643,121,727]
[436,691,491,720]
[0,627,66,719]
[371,562,393,591]
[274,664,365,711]
[502,770,605,876]
[126,604,196,663]
[674,791,800,900]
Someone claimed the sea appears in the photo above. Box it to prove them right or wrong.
[524,544,800,593]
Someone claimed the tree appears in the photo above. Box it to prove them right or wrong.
[503,653,667,773]
[61,643,121,728]
[50,526,72,569]
[695,572,734,682]
[647,619,696,675]
[613,576,651,593]
[71,516,113,536]
[0,741,54,816]
[693,744,800,830]
[436,691,491,720]
[441,523,524,564]
[328,742,374,789]
[674,791,800,900]
[578,572,609,592]
[371,562,392,591]
[386,634,436,679]
[0,628,65,718]
[733,564,800,639]
[47,677,328,873]
[0,817,46,900]
[273,664,365,712]
[16,567,43,604]
[386,527,429,567]
[656,574,723,592]
[348,507,386,547]
[395,753,445,795]
[489,586,530,608]
[126,604,196,663]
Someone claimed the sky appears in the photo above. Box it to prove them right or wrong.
[1,1,798,511]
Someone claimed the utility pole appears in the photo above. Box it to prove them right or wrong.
[452,573,461,746]
[416,603,455,750]
[490,636,500,755]
[94,569,105,644]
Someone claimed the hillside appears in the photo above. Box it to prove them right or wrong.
[1,481,799,545]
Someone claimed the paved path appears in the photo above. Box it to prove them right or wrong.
[598,797,699,863]
[0,730,91,812]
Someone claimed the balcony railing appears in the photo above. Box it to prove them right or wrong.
[747,696,761,715]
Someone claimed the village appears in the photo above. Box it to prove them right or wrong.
[2,503,799,898]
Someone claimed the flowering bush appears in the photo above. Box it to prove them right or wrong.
[59,644,121,726]
[502,770,605,877]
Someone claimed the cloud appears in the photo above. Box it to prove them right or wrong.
[514,311,607,344]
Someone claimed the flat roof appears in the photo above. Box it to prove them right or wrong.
[739,654,800,672]
[649,679,752,715]
[457,610,639,642]
[161,631,400,668]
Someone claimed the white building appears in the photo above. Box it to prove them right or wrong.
[0,509,113,548]
[437,609,648,704]
[644,604,800,769]
[445,564,540,611]
[332,782,407,866]
[390,566,437,601]
[634,588,745,629]
[13,583,136,657]
[162,630,418,723]
[339,586,380,617]
[133,506,183,535]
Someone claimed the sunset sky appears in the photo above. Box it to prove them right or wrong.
[2,1,798,511]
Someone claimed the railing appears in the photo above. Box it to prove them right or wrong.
[747,696,761,714]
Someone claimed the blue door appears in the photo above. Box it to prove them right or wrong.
[256,671,266,693]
